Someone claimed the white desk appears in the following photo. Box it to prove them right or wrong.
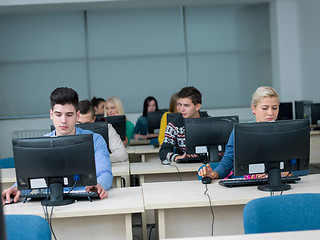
[0,168,16,189]
[127,145,160,162]
[310,132,320,164]
[165,229,320,240]
[130,161,202,184]
[112,161,130,187]
[4,186,144,240]
[142,174,320,239]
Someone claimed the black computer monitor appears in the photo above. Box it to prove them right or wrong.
[95,114,106,122]
[147,110,166,134]
[76,122,110,152]
[295,100,312,120]
[310,103,320,125]
[12,134,97,206]
[185,116,239,163]
[234,119,310,192]
[51,122,110,152]
[106,115,126,141]
[277,102,293,120]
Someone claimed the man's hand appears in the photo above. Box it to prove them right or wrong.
[174,153,198,162]
[2,187,20,205]
[85,183,109,199]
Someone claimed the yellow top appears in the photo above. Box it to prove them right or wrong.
[158,111,171,146]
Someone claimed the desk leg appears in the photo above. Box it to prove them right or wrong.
[125,213,133,240]
[141,154,146,162]
[156,209,165,240]
[116,176,122,188]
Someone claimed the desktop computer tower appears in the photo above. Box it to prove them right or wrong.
[295,100,312,122]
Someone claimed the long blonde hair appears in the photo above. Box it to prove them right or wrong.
[105,96,125,116]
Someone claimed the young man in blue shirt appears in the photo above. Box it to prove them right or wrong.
[2,87,113,204]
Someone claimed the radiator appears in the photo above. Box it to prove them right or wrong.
[12,129,50,139]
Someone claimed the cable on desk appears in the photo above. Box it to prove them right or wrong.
[203,184,214,236]
[170,163,182,181]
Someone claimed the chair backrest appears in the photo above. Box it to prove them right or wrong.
[0,158,15,169]
[5,215,51,240]
[243,193,320,234]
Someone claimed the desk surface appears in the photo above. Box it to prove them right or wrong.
[112,161,129,176]
[142,174,320,210]
[126,145,160,154]
[130,161,202,175]
[165,230,320,240]
[4,186,144,218]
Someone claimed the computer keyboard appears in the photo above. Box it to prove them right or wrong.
[176,156,207,164]
[219,176,301,188]
[20,191,99,200]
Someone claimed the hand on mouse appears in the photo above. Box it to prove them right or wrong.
[2,187,20,205]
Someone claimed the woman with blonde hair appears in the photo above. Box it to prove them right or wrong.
[199,86,280,180]
[105,96,134,146]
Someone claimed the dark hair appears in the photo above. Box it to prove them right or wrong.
[50,87,79,110]
[79,100,95,118]
[91,97,105,108]
[178,86,202,105]
[143,96,159,116]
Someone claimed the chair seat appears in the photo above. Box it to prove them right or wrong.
[243,193,320,234]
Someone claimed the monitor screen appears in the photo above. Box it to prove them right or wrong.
[278,102,293,120]
[12,134,97,206]
[185,116,239,163]
[95,114,106,122]
[234,119,310,191]
[147,110,166,134]
[106,115,126,141]
[311,103,320,125]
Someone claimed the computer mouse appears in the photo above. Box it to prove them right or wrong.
[201,177,212,184]
[162,160,170,165]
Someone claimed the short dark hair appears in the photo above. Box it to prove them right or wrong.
[79,100,95,118]
[91,97,105,108]
[178,86,202,105]
[50,87,79,110]
[143,96,159,116]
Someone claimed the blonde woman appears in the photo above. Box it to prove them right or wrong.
[105,96,134,146]
[199,86,280,180]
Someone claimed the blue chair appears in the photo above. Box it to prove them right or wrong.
[5,215,51,240]
[243,193,320,234]
[0,158,14,169]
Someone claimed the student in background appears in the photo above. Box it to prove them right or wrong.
[78,100,128,163]
[105,96,134,147]
[158,92,180,146]
[159,86,209,164]
[91,97,105,115]
[133,96,159,142]
[2,87,112,204]
[198,86,280,180]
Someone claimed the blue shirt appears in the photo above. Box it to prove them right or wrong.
[44,127,113,191]
[133,115,148,136]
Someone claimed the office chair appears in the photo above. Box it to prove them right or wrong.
[5,215,51,240]
[0,158,15,169]
[243,193,320,234]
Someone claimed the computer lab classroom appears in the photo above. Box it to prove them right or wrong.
[1,0,320,240]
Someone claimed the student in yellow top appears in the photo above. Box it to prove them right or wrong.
[105,96,134,147]
[158,92,180,146]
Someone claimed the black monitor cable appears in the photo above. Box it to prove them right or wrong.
[203,183,214,236]
[67,180,78,194]
[280,162,295,196]
[170,163,182,181]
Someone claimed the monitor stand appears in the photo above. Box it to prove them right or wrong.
[258,168,291,192]
[41,178,75,206]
